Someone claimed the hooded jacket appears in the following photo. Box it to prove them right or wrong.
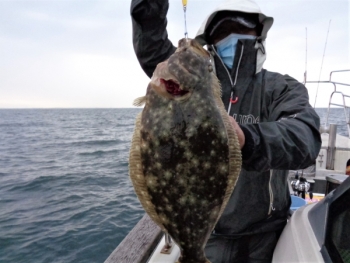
[130,0,321,236]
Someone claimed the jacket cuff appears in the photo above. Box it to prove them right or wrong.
[240,125,255,161]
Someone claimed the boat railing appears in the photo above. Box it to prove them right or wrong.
[305,69,350,137]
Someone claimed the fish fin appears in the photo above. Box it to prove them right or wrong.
[129,113,166,232]
[133,96,146,107]
[211,72,242,226]
[211,74,222,99]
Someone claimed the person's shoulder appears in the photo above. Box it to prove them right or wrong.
[261,69,292,80]
[261,69,303,87]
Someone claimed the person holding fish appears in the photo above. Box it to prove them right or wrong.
[130,0,321,262]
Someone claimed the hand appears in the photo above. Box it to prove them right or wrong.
[228,116,245,149]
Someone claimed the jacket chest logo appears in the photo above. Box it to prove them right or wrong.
[232,114,260,124]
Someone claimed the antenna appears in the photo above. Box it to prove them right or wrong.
[313,20,331,108]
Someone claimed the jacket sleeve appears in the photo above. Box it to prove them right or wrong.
[131,0,176,78]
[240,74,322,171]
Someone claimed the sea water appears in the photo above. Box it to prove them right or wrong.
[0,108,348,263]
[0,109,144,263]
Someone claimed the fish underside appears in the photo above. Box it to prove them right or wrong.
[129,38,241,263]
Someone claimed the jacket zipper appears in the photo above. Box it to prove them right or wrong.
[212,42,275,216]
[268,170,275,215]
[211,44,244,114]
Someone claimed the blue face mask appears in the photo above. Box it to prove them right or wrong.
[215,33,256,69]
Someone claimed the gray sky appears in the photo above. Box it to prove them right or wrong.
[0,0,349,108]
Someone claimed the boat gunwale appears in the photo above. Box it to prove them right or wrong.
[104,214,163,263]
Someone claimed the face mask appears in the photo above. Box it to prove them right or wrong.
[215,33,256,69]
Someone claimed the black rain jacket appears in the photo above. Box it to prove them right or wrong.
[130,0,322,237]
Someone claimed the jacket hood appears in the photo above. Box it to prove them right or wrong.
[195,0,274,45]
[195,0,273,74]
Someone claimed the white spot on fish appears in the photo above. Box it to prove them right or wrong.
[179,140,187,147]
[220,164,228,173]
[188,195,196,204]
[189,176,196,183]
[178,178,186,185]
[184,150,193,159]
[160,214,169,224]
[191,158,199,167]
[146,175,158,189]
[141,141,148,149]
[178,196,186,205]
[201,200,208,206]
[194,118,201,125]
[161,130,169,137]
[164,171,172,180]
[221,130,227,138]
[203,162,211,169]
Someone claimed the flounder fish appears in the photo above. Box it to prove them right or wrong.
[129,38,241,263]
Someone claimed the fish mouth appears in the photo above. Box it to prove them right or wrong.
[150,61,191,101]
[160,79,189,97]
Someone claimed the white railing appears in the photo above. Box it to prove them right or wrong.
[306,70,350,137]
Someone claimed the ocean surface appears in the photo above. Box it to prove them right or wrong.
[0,107,348,263]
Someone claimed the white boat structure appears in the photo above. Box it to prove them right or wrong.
[308,70,350,178]
[273,69,350,263]
[105,70,350,263]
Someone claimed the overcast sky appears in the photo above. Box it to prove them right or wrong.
[0,0,349,108]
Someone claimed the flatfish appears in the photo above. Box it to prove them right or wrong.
[129,38,241,263]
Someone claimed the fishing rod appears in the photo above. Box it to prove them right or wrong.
[303,27,307,84]
[313,20,332,108]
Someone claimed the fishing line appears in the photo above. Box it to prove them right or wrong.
[182,0,188,39]
[314,20,331,108]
